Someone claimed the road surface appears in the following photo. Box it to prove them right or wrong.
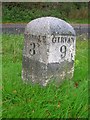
[0,23,89,37]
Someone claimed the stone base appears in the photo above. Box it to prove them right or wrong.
[22,56,74,86]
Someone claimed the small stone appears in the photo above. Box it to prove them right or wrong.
[22,17,76,86]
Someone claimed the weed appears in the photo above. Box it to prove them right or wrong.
[2,34,88,118]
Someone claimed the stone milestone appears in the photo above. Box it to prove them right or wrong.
[22,17,76,86]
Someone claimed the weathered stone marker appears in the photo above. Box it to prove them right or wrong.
[22,17,76,86]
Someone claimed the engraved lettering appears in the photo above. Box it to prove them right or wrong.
[60,45,66,58]
[29,43,36,55]
[52,36,56,43]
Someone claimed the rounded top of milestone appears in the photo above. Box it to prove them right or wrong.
[25,17,76,36]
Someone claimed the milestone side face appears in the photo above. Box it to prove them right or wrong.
[22,17,76,86]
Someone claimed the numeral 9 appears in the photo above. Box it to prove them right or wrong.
[60,45,66,58]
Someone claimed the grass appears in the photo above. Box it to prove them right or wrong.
[0,34,2,118]
[2,34,88,118]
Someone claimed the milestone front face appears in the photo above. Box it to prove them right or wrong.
[22,17,76,86]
